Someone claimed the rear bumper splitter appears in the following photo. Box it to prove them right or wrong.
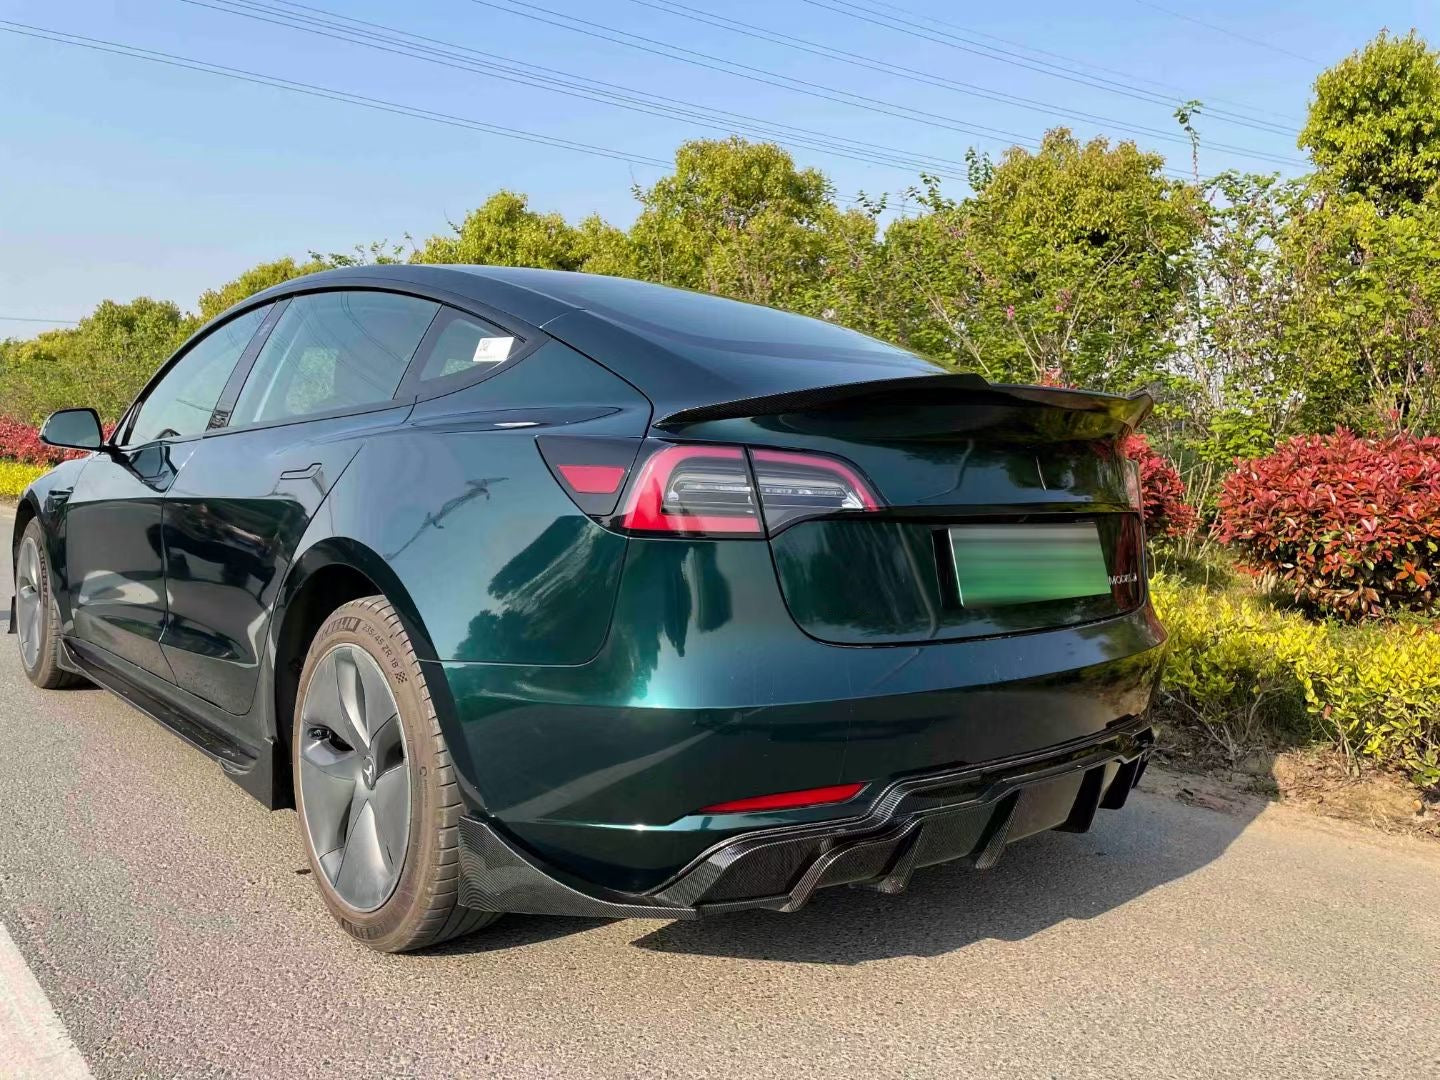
[457,717,1154,920]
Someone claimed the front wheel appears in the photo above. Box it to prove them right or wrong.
[14,520,82,689]
[292,595,499,951]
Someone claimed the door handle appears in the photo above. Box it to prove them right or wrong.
[279,463,322,481]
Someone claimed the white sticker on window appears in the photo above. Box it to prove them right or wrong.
[472,336,514,364]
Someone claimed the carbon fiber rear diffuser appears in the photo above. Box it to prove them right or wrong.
[456,720,1154,919]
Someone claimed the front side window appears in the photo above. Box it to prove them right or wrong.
[125,305,268,446]
[229,291,439,427]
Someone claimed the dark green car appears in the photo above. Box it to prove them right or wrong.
[10,266,1164,951]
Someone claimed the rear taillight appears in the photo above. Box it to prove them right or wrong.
[620,445,762,536]
[613,442,881,537]
[751,448,878,531]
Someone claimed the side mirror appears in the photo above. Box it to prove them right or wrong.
[39,408,104,451]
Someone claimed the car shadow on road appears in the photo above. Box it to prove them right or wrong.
[408,782,1262,964]
[623,786,1261,964]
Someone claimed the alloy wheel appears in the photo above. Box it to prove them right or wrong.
[15,537,43,671]
[297,644,411,913]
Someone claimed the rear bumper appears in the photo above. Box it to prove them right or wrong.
[456,716,1154,920]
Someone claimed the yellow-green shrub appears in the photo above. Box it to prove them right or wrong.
[0,461,46,497]
[1152,575,1440,789]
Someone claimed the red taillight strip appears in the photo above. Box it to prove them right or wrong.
[698,782,866,815]
[557,464,627,495]
[618,445,761,535]
[750,448,880,509]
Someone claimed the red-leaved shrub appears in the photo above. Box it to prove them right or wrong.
[1215,429,1440,620]
[0,417,82,466]
[1122,433,1197,539]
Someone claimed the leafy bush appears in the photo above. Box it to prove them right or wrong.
[0,461,48,498]
[1215,429,1440,620]
[1122,433,1197,539]
[0,298,191,426]
[1153,575,1440,790]
[1151,543,1238,591]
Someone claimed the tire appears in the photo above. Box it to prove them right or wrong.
[13,519,83,690]
[291,595,499,952]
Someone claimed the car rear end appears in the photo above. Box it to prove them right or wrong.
[444,357,1165,918]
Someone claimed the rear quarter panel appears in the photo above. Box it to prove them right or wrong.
[288,339,651,666]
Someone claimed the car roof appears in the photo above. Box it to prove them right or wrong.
[242,264,948,419]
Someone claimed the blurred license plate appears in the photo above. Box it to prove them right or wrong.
[949,522,1110,607]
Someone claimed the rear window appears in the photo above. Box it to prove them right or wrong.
[476,269,946,382]
[415,310,517,385]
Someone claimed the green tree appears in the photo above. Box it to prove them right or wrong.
[620,138,873,317]
[1172,173,1309,453]
[410,191,596,269]
[0,297,189,424]
[1300,30,1440,213]
[196,255,330,322]
[1274,29,1440,434]
[871,129,1202,387]
[1281,189,1440,433]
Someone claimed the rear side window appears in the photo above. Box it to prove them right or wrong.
[229,291,439,427]
[414,310,517,386]
[125,305,269,446]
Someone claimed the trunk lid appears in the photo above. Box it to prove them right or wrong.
[656,375,1151,645]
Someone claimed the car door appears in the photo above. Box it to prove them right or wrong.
[62,304,272,680]
[158,289,440,730]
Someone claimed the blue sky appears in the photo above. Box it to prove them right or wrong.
[1,0,1434,332]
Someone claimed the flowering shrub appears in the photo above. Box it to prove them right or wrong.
[1215,429,1440,620]
[0,461,47,497]
[1122,433,1197,539]
[1152,575,1440,791]
[0,416,83,466]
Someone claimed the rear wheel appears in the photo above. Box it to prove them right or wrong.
[292,595,499,951]
[14,520,82,689]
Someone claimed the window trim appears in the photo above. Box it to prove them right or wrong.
[113,301,275,450]
[207,298,290,432]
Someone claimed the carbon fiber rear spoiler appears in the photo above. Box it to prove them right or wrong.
[653,374,1154,438]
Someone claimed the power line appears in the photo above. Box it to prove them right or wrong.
[0,20,675,170]
[798,0,1304,145]
[466,0,1202,181]
[620,0,1302,165]
[183,0,979,180]
[0,20,879,215]
[197,0,967,178]
[0,316,80,325]
[1130,0,1321,67]
[852,0,1301,125]
[463,0,1046,151]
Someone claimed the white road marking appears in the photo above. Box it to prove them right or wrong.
[0,920,91,1079]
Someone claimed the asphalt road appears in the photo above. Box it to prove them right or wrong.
[1,504,1438,1080]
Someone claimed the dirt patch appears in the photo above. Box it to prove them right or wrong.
[1153,721,1439,840]
[1269,747,1438,837]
